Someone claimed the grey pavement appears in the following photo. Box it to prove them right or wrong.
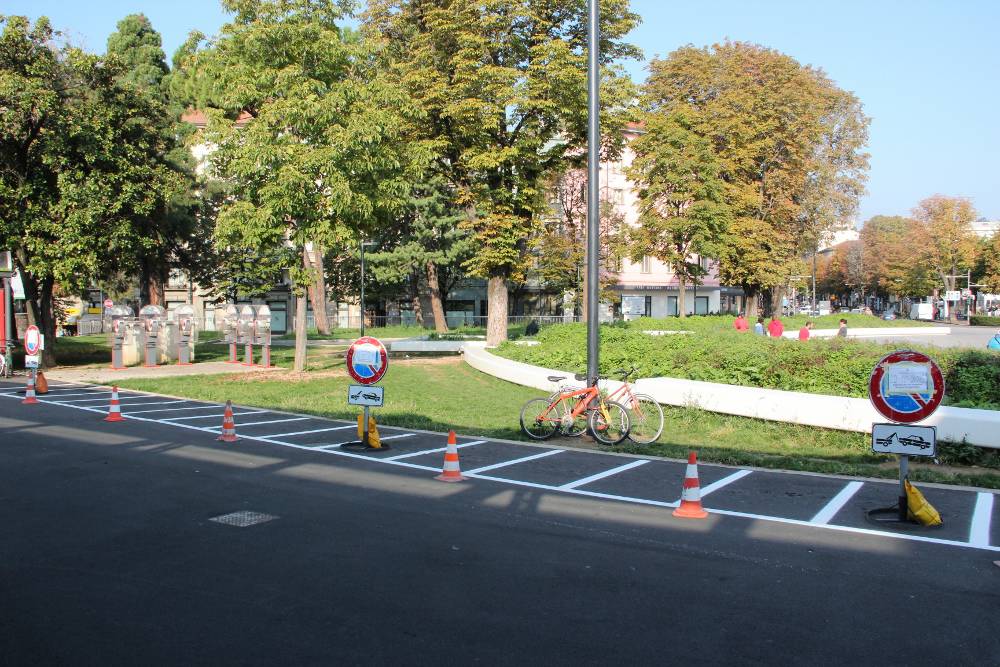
[869,324,999,349]
[44,361,282,385]
[2,379,999,665]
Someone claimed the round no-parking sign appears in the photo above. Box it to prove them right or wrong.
[869,350,944,424]
[24,325,41,355]
[346,336,388,385]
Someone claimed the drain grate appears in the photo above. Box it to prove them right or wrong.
[209,511,278,527]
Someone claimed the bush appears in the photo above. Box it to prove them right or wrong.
[970,316,1000,327]
[494,323,1000,410]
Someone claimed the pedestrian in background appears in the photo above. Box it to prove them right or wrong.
[767,315,784,338]
[754,316,765,336]
[734,313,748,331]
[837,318,848,337]
[799,321,814,341]
[987,331,1000,351]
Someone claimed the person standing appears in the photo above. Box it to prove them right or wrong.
[754,316,765,336]
[799,321,814,341]
[767,315,784,338]
[734,313,748,331]
[837,318,848,337]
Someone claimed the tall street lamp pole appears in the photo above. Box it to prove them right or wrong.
[586,0,600,390]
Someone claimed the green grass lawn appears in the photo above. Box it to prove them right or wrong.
[114,356,1000,489]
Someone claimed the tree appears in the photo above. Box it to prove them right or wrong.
[0,16,187,365]
[362,0,639,345]
[643,42,870,316]
[911,195,979,293]
[981,232,1000,295]
[106,13,198,308]
[859,215,934,299]
[180,0,431,370]
[625,110,730,318]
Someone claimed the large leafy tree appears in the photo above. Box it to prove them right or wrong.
[625,110,730,318]
[179,0,430,370]
[911,195,979,293]
[363,0,640,345]
[643,42,869,315]
[858,215,935,299]
[981,232,1000,296]
[0,15,187,364]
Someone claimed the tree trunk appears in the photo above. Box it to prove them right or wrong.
[308,242,330,335]
[410,270,424,327]
[426,262,449,333]
[744,287,759,318]
[149,271,165,307]
[485,274,508,346]
[677,273,687,318]
[293,249,309,372]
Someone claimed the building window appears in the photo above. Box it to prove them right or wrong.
[641,256,652,274]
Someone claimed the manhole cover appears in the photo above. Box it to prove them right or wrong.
[209,511,278,527]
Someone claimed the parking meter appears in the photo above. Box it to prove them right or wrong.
[139,304,165,367]
[239,305,256,366]
[222,305,239,363]
[254,305,272,368]
[174,304,196,365]
[108,306,134,370]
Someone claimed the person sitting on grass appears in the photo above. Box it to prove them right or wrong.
[799,320,814,341]
[754,316,765,336]
[767,315,784,338]
[734,313,748,331]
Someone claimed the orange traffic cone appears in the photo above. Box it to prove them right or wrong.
[216,400,238,443]
[104,386,125,422]
[435,430,466,482]
[673,451,708,519]
[22,373,39,405]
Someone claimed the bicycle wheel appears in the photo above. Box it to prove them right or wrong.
[520,397,560,440]
[550,394,588,437]
[626,393,664,444]
[588,400,630,446]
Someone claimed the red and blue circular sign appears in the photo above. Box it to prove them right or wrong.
[24,325,41,355]
[869,350,944,424]
[346,336,388,386]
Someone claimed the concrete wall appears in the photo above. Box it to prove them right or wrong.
[462,342,1000,449]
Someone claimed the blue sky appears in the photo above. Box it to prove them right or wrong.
[6,0,999,222]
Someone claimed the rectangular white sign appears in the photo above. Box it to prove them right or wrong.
[353,348,378,366]
[348,384,384,407]
[872,423,936,457]
[885,362,930,395]
[24,354,39,368]
[944,290,961,302]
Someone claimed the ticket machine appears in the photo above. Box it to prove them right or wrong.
[108,306,134,370]
[253,305,272,368]
[223,305,240,364]
[139,304,165,368]
[174,305,196,365]
[238,305,256,366]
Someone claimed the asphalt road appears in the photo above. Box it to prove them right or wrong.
[2,384,999,666]
[870,324,998,349]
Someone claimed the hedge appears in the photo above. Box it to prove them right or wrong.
[495,323,1000,410]
[970,316,1000,327]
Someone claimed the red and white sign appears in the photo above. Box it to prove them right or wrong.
[346,336,388,386]
[103,298,113,308]
[869,350,944,424]
[24,325,41,355]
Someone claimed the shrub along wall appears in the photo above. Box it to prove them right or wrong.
[495,323,1000,410]
[970,316,1000,327]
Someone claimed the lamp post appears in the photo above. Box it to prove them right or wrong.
[585,0,600,390]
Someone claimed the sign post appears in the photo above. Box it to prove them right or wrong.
[344,336,388,449]
[869,350,944,522]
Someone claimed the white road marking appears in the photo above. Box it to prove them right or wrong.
[315,433,418,450]
[6,390,999,554]
[465,449,564,474]
[206,416,309,430]
[154,406,233,417]
[559,459,650,490]
[384,439,488,461]
[50,394,166,404]
[123,402,191,413]
[265,425,356,438]
[32,391,110,399]
[163,410,268,421]
[970,492,995,547]
[698,469,753,498]
[120,401,191,409]
[811,481,865,525]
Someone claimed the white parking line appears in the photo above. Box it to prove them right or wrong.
[123,402,191,413]
[153,406,230,417]
[265,425,356,438]
[315,433,418,450]
[205,416,308,430]
[51,395,165,404]
[384,440,488,461]
[163,410,268,421]
[970,492,995,547]
[560,459,650,490]
[810,481,865,525]
[699,469,753,498]
[465,449,564,474]
[34,391,110,399]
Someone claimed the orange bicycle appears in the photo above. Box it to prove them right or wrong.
[519,374,630,445]
[605,366,664,444]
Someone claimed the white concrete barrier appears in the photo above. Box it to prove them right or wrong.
[780,326,951,340]
[463,342,1000,449]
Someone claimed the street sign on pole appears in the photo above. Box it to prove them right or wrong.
[348,385,384,407]
[346,336,388,386]
[104,298,114,309]
[872,423,936,457]
[869,350,944,424]
[24,325,41,356]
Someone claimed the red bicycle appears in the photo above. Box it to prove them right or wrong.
[519,374,631,445]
